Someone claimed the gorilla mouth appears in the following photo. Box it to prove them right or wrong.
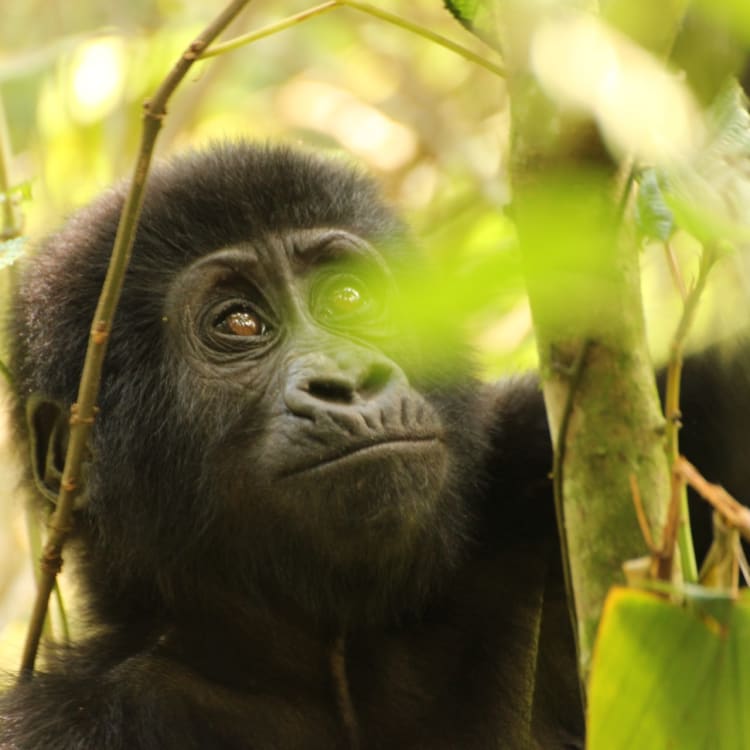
[282,436,442,477]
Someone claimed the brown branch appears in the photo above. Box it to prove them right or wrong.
[676,457,750,543]
[629,474,656,552]
[654,464,683,580]
[628,465,682,582]
[19,0,252,678]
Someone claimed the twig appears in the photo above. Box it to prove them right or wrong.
[655,462,682,580]
[204,1,505,78]
[629,466,684,582]
[676,457,750,543]
[202,2,337,58]
[629,474,656,551]
[338,1,504,77]
[663,247,716,585]
[18,0,253,679]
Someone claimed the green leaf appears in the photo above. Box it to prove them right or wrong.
[635,170,674,242]
[706,79,750,155]
[692,0,750,44]
[588,587,750,749]
[651,81,750,248]
[443,0,483,27]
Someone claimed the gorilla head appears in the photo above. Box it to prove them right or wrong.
[12,142,488,630]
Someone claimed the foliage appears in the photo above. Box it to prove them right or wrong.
[589,587,750,749]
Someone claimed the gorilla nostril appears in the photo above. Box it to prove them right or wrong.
[304,363,392,405]
[307,378,355,404]
[360,363,392,397]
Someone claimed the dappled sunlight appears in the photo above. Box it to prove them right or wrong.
[68,36,126,124]
[277,77,418,171]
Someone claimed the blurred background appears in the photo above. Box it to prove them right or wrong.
[0,0,523,673]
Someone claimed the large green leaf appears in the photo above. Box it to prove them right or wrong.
[588,586,750,749]
[692,0,750,43]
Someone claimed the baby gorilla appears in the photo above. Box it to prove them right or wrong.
[3,142,747,749]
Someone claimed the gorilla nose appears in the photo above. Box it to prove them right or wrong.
[283,354,398,418]
[306,362,392,404]
[306,375,356,404]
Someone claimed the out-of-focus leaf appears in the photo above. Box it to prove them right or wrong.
[692,0,750,43]
[602,0,689,55]
[662,81,750,249]
[513,167,625,339]
[588,586,750,749]
[393,230,521,345]
[531,12,704,166]
[9,180,32,202]
[705,79,750,155]
[635,170,674,242]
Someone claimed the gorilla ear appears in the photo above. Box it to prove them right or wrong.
[25,395,89,510]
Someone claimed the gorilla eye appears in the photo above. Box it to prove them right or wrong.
[312,274,379,326]
[215,308,267,337]
[330,285,363,314]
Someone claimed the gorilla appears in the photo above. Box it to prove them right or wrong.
[0,142,747,749]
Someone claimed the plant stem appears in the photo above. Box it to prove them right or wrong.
[338,1,505,78]
[202,2,338,58]
[203,0,505,78]
[663,247,715,584]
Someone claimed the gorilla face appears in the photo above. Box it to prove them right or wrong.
[11,143,489,629]
[165,227,454,567]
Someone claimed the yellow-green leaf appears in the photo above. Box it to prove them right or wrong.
[588,586,750,749]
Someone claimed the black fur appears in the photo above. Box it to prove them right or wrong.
[2,141,746,749]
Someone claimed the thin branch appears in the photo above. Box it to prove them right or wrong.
[204,1,505,78]
[202,2,338,58]
[629,473,656,552]
[338,1,504,78]
[676,457,750,543]
[663,247,716,585]
[19,0,253,679]
[654,461,683,580]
